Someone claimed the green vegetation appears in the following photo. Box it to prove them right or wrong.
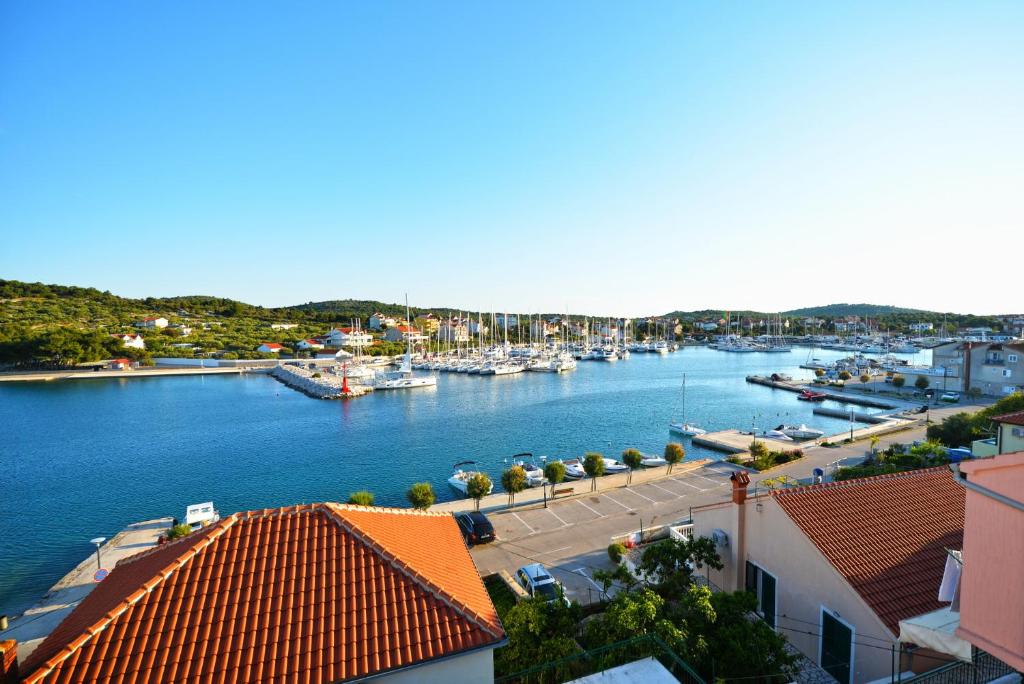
[347,491,374,506]
[663,442,684,474]
[544,460,566,498]
[483,574,518,621]
[501,465,527,507]
[838,370,852,381]
[732,442,804,471]
[607,542,626,563]
[495,596,583,679]
[915,375,930,391]
[892,374,906,392]
[583,452,605,491]
[621,448,643,484]
[165,523,193,541]
[405,482,436,510]
[466,473,491,510]
[926,392,1024,447]
[833,440,950,481]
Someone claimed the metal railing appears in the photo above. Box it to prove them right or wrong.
[495,634,706,684]
[899,649,1015,683]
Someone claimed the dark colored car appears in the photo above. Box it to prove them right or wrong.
[454,511,495,546]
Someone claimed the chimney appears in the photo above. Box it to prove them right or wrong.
[731,471,750,505]
[0,640,18,684]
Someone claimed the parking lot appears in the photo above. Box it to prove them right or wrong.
[471,461,738,604]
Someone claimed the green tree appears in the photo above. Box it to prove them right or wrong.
[859,373,871,387]
[814,368,825,377]
[838,370,852,381]
[635,536,724,600]
[664,442,685,474]
[494,597,582,679]
[347,491,374,506]
[501,465,527,507]
[926,412,979,447]
[892,374,906,393]
[544,460,566,500]
[406,482,435,510]
[915,375,930,391]
[466,472,491,511]
[621,448,643,485]
[583,452,605,492]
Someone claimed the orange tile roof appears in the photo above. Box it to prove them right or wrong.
[22,504,504,683]
[993,410,1024,426]
[773,467,964,634]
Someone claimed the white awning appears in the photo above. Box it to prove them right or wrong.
[899,607,972,662]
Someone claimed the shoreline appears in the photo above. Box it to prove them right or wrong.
[0,366,254,383]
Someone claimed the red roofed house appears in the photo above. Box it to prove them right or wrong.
[16,504,506,683]
[692,468,965,683]
[295,338,325,351]
[256,342,284,353]
[110,333,145,350]
[107,358,132,371]
[384,325,428,344]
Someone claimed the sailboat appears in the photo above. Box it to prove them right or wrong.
[373,296,438,390]
[669,373,707,436]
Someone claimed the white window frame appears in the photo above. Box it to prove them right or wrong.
[1003,369,1013,378]
[1009,354,1019,363]
[818,605,856,684]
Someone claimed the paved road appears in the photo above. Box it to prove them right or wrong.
[471,399,989,604]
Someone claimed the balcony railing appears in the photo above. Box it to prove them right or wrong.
[983,358,1005,365]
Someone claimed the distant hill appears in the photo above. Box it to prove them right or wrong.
[781,303,934,318]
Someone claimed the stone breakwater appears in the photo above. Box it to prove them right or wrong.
[268,365,372,399]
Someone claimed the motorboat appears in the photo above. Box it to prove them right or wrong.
[776,424,825,440]
[374,297,438,390]
[640,453,668,467]
[762,430,794,441]
[602,458,629,473]
[669,422,707,437]
[448,461,493,496]
[797,389,828,402]
[561,458,587,480]
[512,453,547,487]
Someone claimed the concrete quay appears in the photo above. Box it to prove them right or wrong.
[0,518,171,665]
[268,364,372,399]
[745,375,898,409]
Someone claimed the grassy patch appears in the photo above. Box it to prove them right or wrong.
[484,574,517,620]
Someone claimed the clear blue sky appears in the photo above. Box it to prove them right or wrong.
[1,2,1021,315]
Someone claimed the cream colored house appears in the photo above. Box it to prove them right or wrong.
[973,411,1024,457]
[692,468,965,683]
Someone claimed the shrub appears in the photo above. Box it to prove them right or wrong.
[608,542,627,564]
[544,460,566,487]
[348,491,374,506]
[749,440,769,459]
[166,523,192,540]
[406,482,435,510]
[467,473,492,509]
[915,375,930,391]
[838,370,852,381]
[664,443,685,473]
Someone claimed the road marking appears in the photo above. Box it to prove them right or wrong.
[676,478,703,490]
[575,499,605,518]
[573,567,605,592]
[620,487,656,503]
[535,545,572,557]
[647,482,679,497]
[511,513,535,534]
[546,507,570,527]
[603,493,633,512]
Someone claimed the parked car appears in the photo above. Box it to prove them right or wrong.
[454,511,495,546]
[515,563,566,604]
[940,392,961,403]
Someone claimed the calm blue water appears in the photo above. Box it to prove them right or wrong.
[0,346,929,615]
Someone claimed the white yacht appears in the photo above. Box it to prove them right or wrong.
[512,454,548,487]
[639,453,668,467]
[776,424,825,440]
[762,429,794,441]
[602,458,628,473]
[448,461,493,496]
[561,458,587,479]
[373,297,438,390]
[668,374,707,436]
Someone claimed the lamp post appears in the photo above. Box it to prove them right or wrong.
[90,537,107,570]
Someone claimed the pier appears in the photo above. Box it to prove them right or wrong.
[744,375,897,409]
[269,365,373,399]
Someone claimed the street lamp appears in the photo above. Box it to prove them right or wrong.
[90,537,107,570]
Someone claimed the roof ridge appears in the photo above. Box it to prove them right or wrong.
[772,465,950,498]
[28,515,239,682]
[321,504,504,640]
[232,501,455,519]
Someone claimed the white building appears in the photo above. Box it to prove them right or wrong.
[369,313,397,330]
[111,333,146,349]
[136,317,168,329]
[438,321,470,343]
[295,339,325,351]
[326,328,373,347]
[270,323,298,330]
[257,342,284,353]
[909,323,934,332]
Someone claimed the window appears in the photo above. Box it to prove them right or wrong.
[745,561,777,628]
[1010,354,1019,363]
[820,609,854,684]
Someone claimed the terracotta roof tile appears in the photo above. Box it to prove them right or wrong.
[22,504,504,683]
[773,467,964,634]
[992,410,1024,426]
